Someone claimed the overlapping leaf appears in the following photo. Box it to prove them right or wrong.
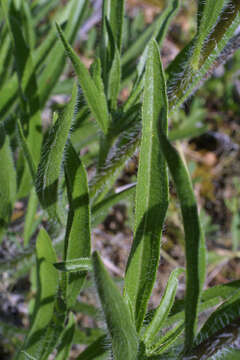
[62,142,91,308]
[0,124,16,242]
[15,228,58,360]
[36,84,78,220]
[92,251,138,360]
[56,23,110,135]
[158,134,206,352]
[124,40,169,331]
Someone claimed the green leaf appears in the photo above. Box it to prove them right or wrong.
[202,280,240,302]
[16,119,36,182]
[124,39,169,331]
[192,0,226,69]
[56,23,110,134]
[63,142,91,308]
[158,135,206,351]
[22,1,36,50]
[186,313,240,359]
[100,0,125,88]
[194,290,240,346]
[23,188,38,247]
[15,228,58,360]
[0,74,18,120]
[167,1,240,115]
[55,312,75,360]
[123,73,145,111]
[54,258,92,272]
[0,124,16,243]
[36,84,78,221]
[0,0,85,121]
[148,321,184,356]
[0,31,11,88]
[38,0,88,107]
[104,0,125,52]
[3,0,42,197]
[143,268,184,346]
[108,46,121,110]
[92,251,138,360]
[155,280,240,332]
[76,335,109,360]
[89,122,140,201]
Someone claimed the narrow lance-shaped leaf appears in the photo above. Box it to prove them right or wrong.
[16,119,36,182]
[15,228,58,360]
[55,312,75,360]
[0,0,86,121]
[191,0,226,69]
[124,40,169,331]
[100,0,125,87]
[158,280,240,331]
[108,39,121,111]
[56,23,110,135]
[39,0,88,107]
[107,0,125,52]
[2,0,42,197]
[186,293,240,360]
[150,321,184,356]
[0,31,11,88]
[194,289,240,347]
[143,268,184,346]
[92,251,138,360]
[76,335,109,360]
[122,0,180,113]
[22,0,36,50]
[167,1,240,115]
[36,83,78,221]
[89,120,141,201]
[23,188,38,247]
[0,124,16,243]
[63,142,91,308]
[158,134,206,352]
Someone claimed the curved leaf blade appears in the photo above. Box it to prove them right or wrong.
[55,312,75,360]
[36,83,78,220]
[0,124,16,242]
[56,23,109,134]
[158,134,206,352]
[15,228,58,360]
[194,290,240,346]
[63,142,91,308]
[143,268,184,346]
[92,251,138,360]
[38,0,88,107]
[124,39,169,331]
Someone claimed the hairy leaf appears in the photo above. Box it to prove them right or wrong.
[158,134,206,351]
[143,268,184,346]
[93,251,138,360]
[15,228,58,360]
[0,124,16,242]
[124,40,169,331]
[56,23,110,134]
[36,84,78,220]
[63,142,91,308]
